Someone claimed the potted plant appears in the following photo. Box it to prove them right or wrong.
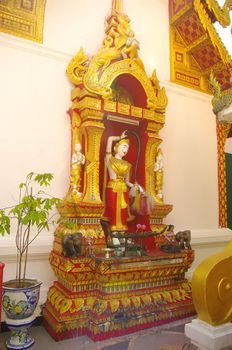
[0,172,60,350]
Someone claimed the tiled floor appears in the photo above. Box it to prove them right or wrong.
[0,318,197,350]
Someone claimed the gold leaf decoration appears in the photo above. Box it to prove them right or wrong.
[59,299,73,314]
[74,298,84,312]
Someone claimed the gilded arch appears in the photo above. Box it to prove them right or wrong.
[99,59,155,107]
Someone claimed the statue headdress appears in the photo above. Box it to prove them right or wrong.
[114,138,130,153]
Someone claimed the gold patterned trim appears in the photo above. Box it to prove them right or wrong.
[104,100,117,112]
[77,97,101,111]
[117,102,130,115]
[99,59,156,106]
[217,122,231,227]
[131,106,142,117]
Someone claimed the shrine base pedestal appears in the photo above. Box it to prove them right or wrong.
[185,319,232,350]
[43,250,195,341]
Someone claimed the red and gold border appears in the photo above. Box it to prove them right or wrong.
[216,121,231,227]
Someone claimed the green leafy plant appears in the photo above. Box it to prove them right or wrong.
[0,172,60,287]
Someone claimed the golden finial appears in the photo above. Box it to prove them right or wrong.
[112,0,123,13]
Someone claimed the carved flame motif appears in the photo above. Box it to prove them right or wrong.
[148,70,168,111]
[82,5,143,98]
[66,1,166,111]
[66,47,89,85]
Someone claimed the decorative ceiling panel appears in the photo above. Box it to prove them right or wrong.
[169,0,232,94]
[192,43,221,69]
[169,0,192,18]
[176,13,205,45]
[0,0,46,43]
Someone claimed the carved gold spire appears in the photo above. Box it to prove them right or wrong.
[112,0,123,13]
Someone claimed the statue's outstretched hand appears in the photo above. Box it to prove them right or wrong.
[120,130,128,139]
[134,183,144,194]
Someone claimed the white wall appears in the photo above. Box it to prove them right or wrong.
[0,42,71,202]
[1,0,231,313]
[163,84,219,231]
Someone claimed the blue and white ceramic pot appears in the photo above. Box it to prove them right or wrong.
[4,314,36,350]
[2,279,42,349]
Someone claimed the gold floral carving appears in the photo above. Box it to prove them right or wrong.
[94,300,108,314]
[0,0,46,43]
[109,300,120,313]
[78,4,167,112]
[121,297,131,309]
[74,299,85,312]
[82,6,144,98]
[67,47,89,85]
[148,70,168,111]
[147,87,168,112]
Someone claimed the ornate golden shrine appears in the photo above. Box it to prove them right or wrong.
[55,0,173,251]
[43,0,195,341]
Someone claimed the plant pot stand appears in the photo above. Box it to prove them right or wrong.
[2,279,42,349]
[0,262,5,326]
[5,314,35,350]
